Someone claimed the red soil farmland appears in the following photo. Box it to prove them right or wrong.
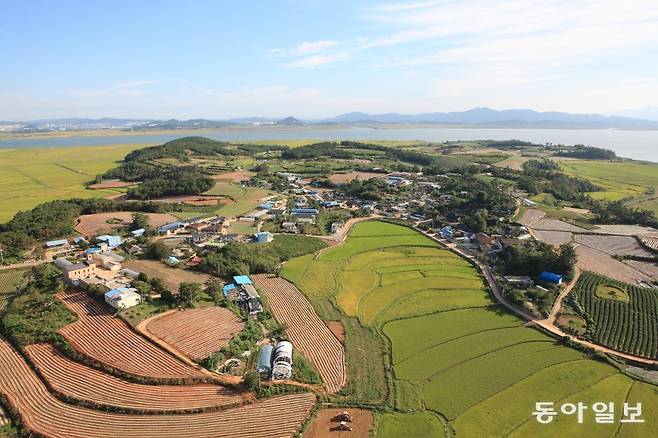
[328,172,383,185]
[57,290,202,379]
[124,259,211,291]
[75,212,179,236]
[252,274,346,393]
[0,336,316,438]
[211,170,255,182]
[517,208,546,227]
[305,408,374,438]
[25,343,242,412]
[143,308,245,361]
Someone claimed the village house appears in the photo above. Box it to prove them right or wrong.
[104,287,141,310]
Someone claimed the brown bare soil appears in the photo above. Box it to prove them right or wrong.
[211,170,255,182]
[0,335,316,438]
[326,321,345,344]
[533,219,586,232]
[328,172,382,185]
[304,408,374,438]
[75,212,179,236]
[533,230,573,246]
[623,260,658,281]
[518,208,546,227]
[150,195,225,206]
[25,343,241,412]
[590,224,658,236]
[575,246,653,284]
[252,275,346,393]
[87,180,137,189]
[562,206,590,215]
[574,234,653,257]
[144,308,244,361]
[57,290,202,379]
[124,260,210,291]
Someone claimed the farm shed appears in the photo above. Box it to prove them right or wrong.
[253,232,274,243]
[503,276,535,289]
[131,228,145,237]
[97,235,122,248]
[271,341,293,381]
[223,283,237,298]
[233,275,253,285]
[46,239,68,248]
[540,271,563,285]
[166,256,181,266]
[158,221,186,234]
[54,257,73,269]
[257,345,273,376]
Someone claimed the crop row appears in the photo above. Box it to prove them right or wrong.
[574,271,657,359]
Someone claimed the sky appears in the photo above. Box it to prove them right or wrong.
[1,0,658,120]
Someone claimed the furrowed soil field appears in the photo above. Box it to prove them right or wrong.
[573,271,658,359]
[252,274,346,393]
[281,220,658,437]
[0,335,315,438]
[574,234,654,257]
[143,307,244,361]
[328,171,383,185]
[57,290,202,379]
[25,343,242,412]
[124,260,210,291]
[575,245,653,284]
[0,143,151,223]
[304,408,374,438]
[75,211,179,236]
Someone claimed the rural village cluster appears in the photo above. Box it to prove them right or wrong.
[0,137,655,438]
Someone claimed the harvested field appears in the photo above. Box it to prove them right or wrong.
[624,260,658,281]
[590,224,658,236]
[252,274,346,393]
[211,170,255,182]
[533,230,573,246]
[57,290,202,379]
[151,195,227,206]
[562,206,590,215]
[574,234,653,257]
[640,234,658,251]
[328,172,382,185]
[517,208,545,227]
[0,336,315,438]
[575,246,653,284]
[532,219,586,232]
[144,308,244,360]
[75,212,179,236]
[124,260,210,291]
[25,343,241,412]
[304,408,374,438]
[326,321,345,344]
[87,180,136,189]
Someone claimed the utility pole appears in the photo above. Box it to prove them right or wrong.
[0,244,4,264]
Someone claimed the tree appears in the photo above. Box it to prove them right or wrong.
[242,371,260,391]
[131,212,149,231]
[132,280,151,298]
[146,240,171,260]
[178,282,202,308]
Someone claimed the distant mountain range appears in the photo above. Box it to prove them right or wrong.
[2,108,658,132]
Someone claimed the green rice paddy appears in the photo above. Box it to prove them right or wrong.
[281,220,658,437]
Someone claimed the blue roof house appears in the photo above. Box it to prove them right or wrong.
[166,256,181,266]
[223,283,237,297]
[130,228,145,237]
[97,235,122,248]
[540,271,563,285]
[233,275,253,285]
[254,232,274,243]
[46,239,68,248]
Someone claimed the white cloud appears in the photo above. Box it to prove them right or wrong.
[269,40,338,56]
[284,52,349,68]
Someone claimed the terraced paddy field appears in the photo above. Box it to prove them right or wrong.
[281,220,658,437]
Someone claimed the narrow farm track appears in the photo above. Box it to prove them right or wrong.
[252,274,347,393]
[0,336,315,438]
[24,344,242,412]
[57,290,202,379]
[144,307,245,360]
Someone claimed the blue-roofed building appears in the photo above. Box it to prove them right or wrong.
[84,246,102,255]
[259,202,274,210]
[166,256,181,266]
[320,201,339,208]
[253,231,274,243]
[45,239,68,248]
[97,235,122,248]
[291,208,318,215]
[74,236,86,244]
[223,283,237,297]
[540,271,563,285]
[130,228,145,237]
[233,275,253,285]
[439,226,454,239]
[158,221,186,234]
